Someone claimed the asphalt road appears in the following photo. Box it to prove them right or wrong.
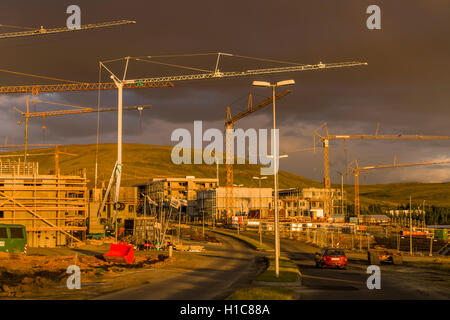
[94,233,261,300]
[241,230,450,300]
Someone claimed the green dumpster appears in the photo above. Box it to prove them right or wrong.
[0,224,27,254]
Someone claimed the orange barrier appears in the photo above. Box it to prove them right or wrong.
[103,241,134,264]
[400,231,428,238]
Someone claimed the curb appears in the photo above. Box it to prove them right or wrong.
[253,278,302,287]
[211,229,272,252]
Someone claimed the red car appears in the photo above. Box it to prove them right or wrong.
[315,248,347,269]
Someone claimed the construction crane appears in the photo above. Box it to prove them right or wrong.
[99,53,368,239]
[347,159,450,220]
[223,89,292,219]
[0,20,136,40]
[14,97,152,162]
[314,123,450,217]
[0,146,76,176]
[0,81,174,95]
[122,60,367,85]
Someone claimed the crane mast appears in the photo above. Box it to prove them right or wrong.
[223,89,292,220]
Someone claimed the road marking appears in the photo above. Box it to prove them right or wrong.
[300,274,362,285]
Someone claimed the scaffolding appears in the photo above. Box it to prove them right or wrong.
[197,187,273,223]
[0,162,87,247]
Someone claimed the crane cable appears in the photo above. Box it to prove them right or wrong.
[31,99,92,110]
[0,24,35,30]
[0,67,81,83]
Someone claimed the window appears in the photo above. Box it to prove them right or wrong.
[0,211,3,218]
[9,227,24,239]
[0,227,7,238]
[128,205,135,213]
[325,249,345,256]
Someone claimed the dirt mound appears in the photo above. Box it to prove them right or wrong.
[0,252,171,298]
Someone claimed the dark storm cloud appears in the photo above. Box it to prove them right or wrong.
[0,1,449,183]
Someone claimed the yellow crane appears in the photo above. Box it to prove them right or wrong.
[14,98,151,162]
[0,81,173,95]
[0,145,75,177]
[347,158,450,220]
[223,89,292,219]
[314,123,450,217]
[0,20,136,40]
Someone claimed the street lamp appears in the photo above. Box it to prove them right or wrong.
[252,79,295,278]
[215,155,220,187]
[253,176,267,245]
[337,171,345,215]
[267,153,288,258]
[233,184,243,234]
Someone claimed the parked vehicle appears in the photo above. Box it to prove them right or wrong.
[315,247,347,269]
[368,249,402,265]
[0,224,27,254]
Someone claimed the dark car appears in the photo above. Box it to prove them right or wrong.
[315,248,347,269]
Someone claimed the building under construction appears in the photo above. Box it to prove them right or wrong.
[136,176,218,216]
[197,187,273,223]
[0,160,87,247]
[279,187,346,219]
[88,186,138,235]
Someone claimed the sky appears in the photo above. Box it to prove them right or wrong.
[0,1,449,184]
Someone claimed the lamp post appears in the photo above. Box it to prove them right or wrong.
[252,79,295,278]
[215,155,220,187]
[337,171,345,215]
[233,184,243,234]
[253,176,267,245]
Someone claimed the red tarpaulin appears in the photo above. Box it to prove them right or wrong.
[103,241,134,264]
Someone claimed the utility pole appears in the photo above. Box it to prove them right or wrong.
[341,175,344,214]
[178,206,182,243]
[410,195,413,255]
[24,98,29,163]
[337,171,345,215]
[422,200,426,228]
[201,196,205,239]
[216,156,220,187]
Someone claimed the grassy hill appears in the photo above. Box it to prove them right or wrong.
[342,182,450,208]
[2,143,450,208]
[0,143,320,189]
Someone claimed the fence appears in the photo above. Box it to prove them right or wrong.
[274,227,447,255]
[277,228,374,251]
